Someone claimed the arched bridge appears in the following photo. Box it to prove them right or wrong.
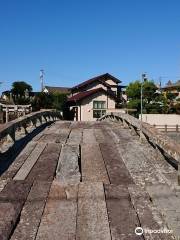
[0,111,179,240]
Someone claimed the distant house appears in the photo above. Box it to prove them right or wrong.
[2,90,39,102]
[43,86,71,95]
[67,73,125,121]
[162,80,180,98]
[0,98,11,105]
[1,91,11,102]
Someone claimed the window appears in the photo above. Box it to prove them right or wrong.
[93,101,106,118]
[93,101,106,109]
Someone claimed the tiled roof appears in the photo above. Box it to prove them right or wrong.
[44,86,71,94]
[67,87,116,102]
[162,80,180,89]
[71,73,121,90]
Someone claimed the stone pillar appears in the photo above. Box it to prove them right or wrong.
[5,107,9,123]
[178,163,180,186]
[176,124,179,132]
[123,119,129,128]
[23,107,26,116]
[139,131,148,143]
[130,125,138,136]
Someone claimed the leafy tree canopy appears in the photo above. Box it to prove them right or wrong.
[126,80,166,115]
[126,80,158,102]
[11,81,32,97]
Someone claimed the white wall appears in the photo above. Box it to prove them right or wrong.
[80,92,115,121]
[140,114,180,125]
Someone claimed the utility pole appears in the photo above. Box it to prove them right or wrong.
[0,81,3,97]
[40,70,45,92]
[140,73,147,139]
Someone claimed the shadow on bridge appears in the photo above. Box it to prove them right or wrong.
[0,122,51,176]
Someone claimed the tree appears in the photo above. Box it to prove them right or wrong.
[31,92,69,118]
[12,81,32,97]
[52,93,68,111]
[126,80,163,114]
[174,102,180,114]
[11,81,33,104]
[31,92,54,111]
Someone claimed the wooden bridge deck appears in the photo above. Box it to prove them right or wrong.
[0,120,179,239]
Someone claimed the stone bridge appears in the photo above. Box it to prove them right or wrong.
[0,111,180,239]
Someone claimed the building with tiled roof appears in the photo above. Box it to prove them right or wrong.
[162,80,180,99]
[67,73,124,121]
[43,86,71,94]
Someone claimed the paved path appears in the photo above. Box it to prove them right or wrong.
[0,120,179,239]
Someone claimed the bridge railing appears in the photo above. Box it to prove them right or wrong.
[0,110,61,144]
[100,112,180,185]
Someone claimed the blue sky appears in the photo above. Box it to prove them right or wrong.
[0,0,180,93]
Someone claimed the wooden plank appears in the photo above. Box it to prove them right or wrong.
[76,182,111,240]
[99,143,134,185]
[104,184,142,240]
[10,180,52,240]
[56,144,81,184]
[81,143,109,183]
[36,181,78,240]
[82,129,96,143]
[0,142,37,180]
[26,143,61,182]
[0,180,32,240]
[13,142,46,180]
